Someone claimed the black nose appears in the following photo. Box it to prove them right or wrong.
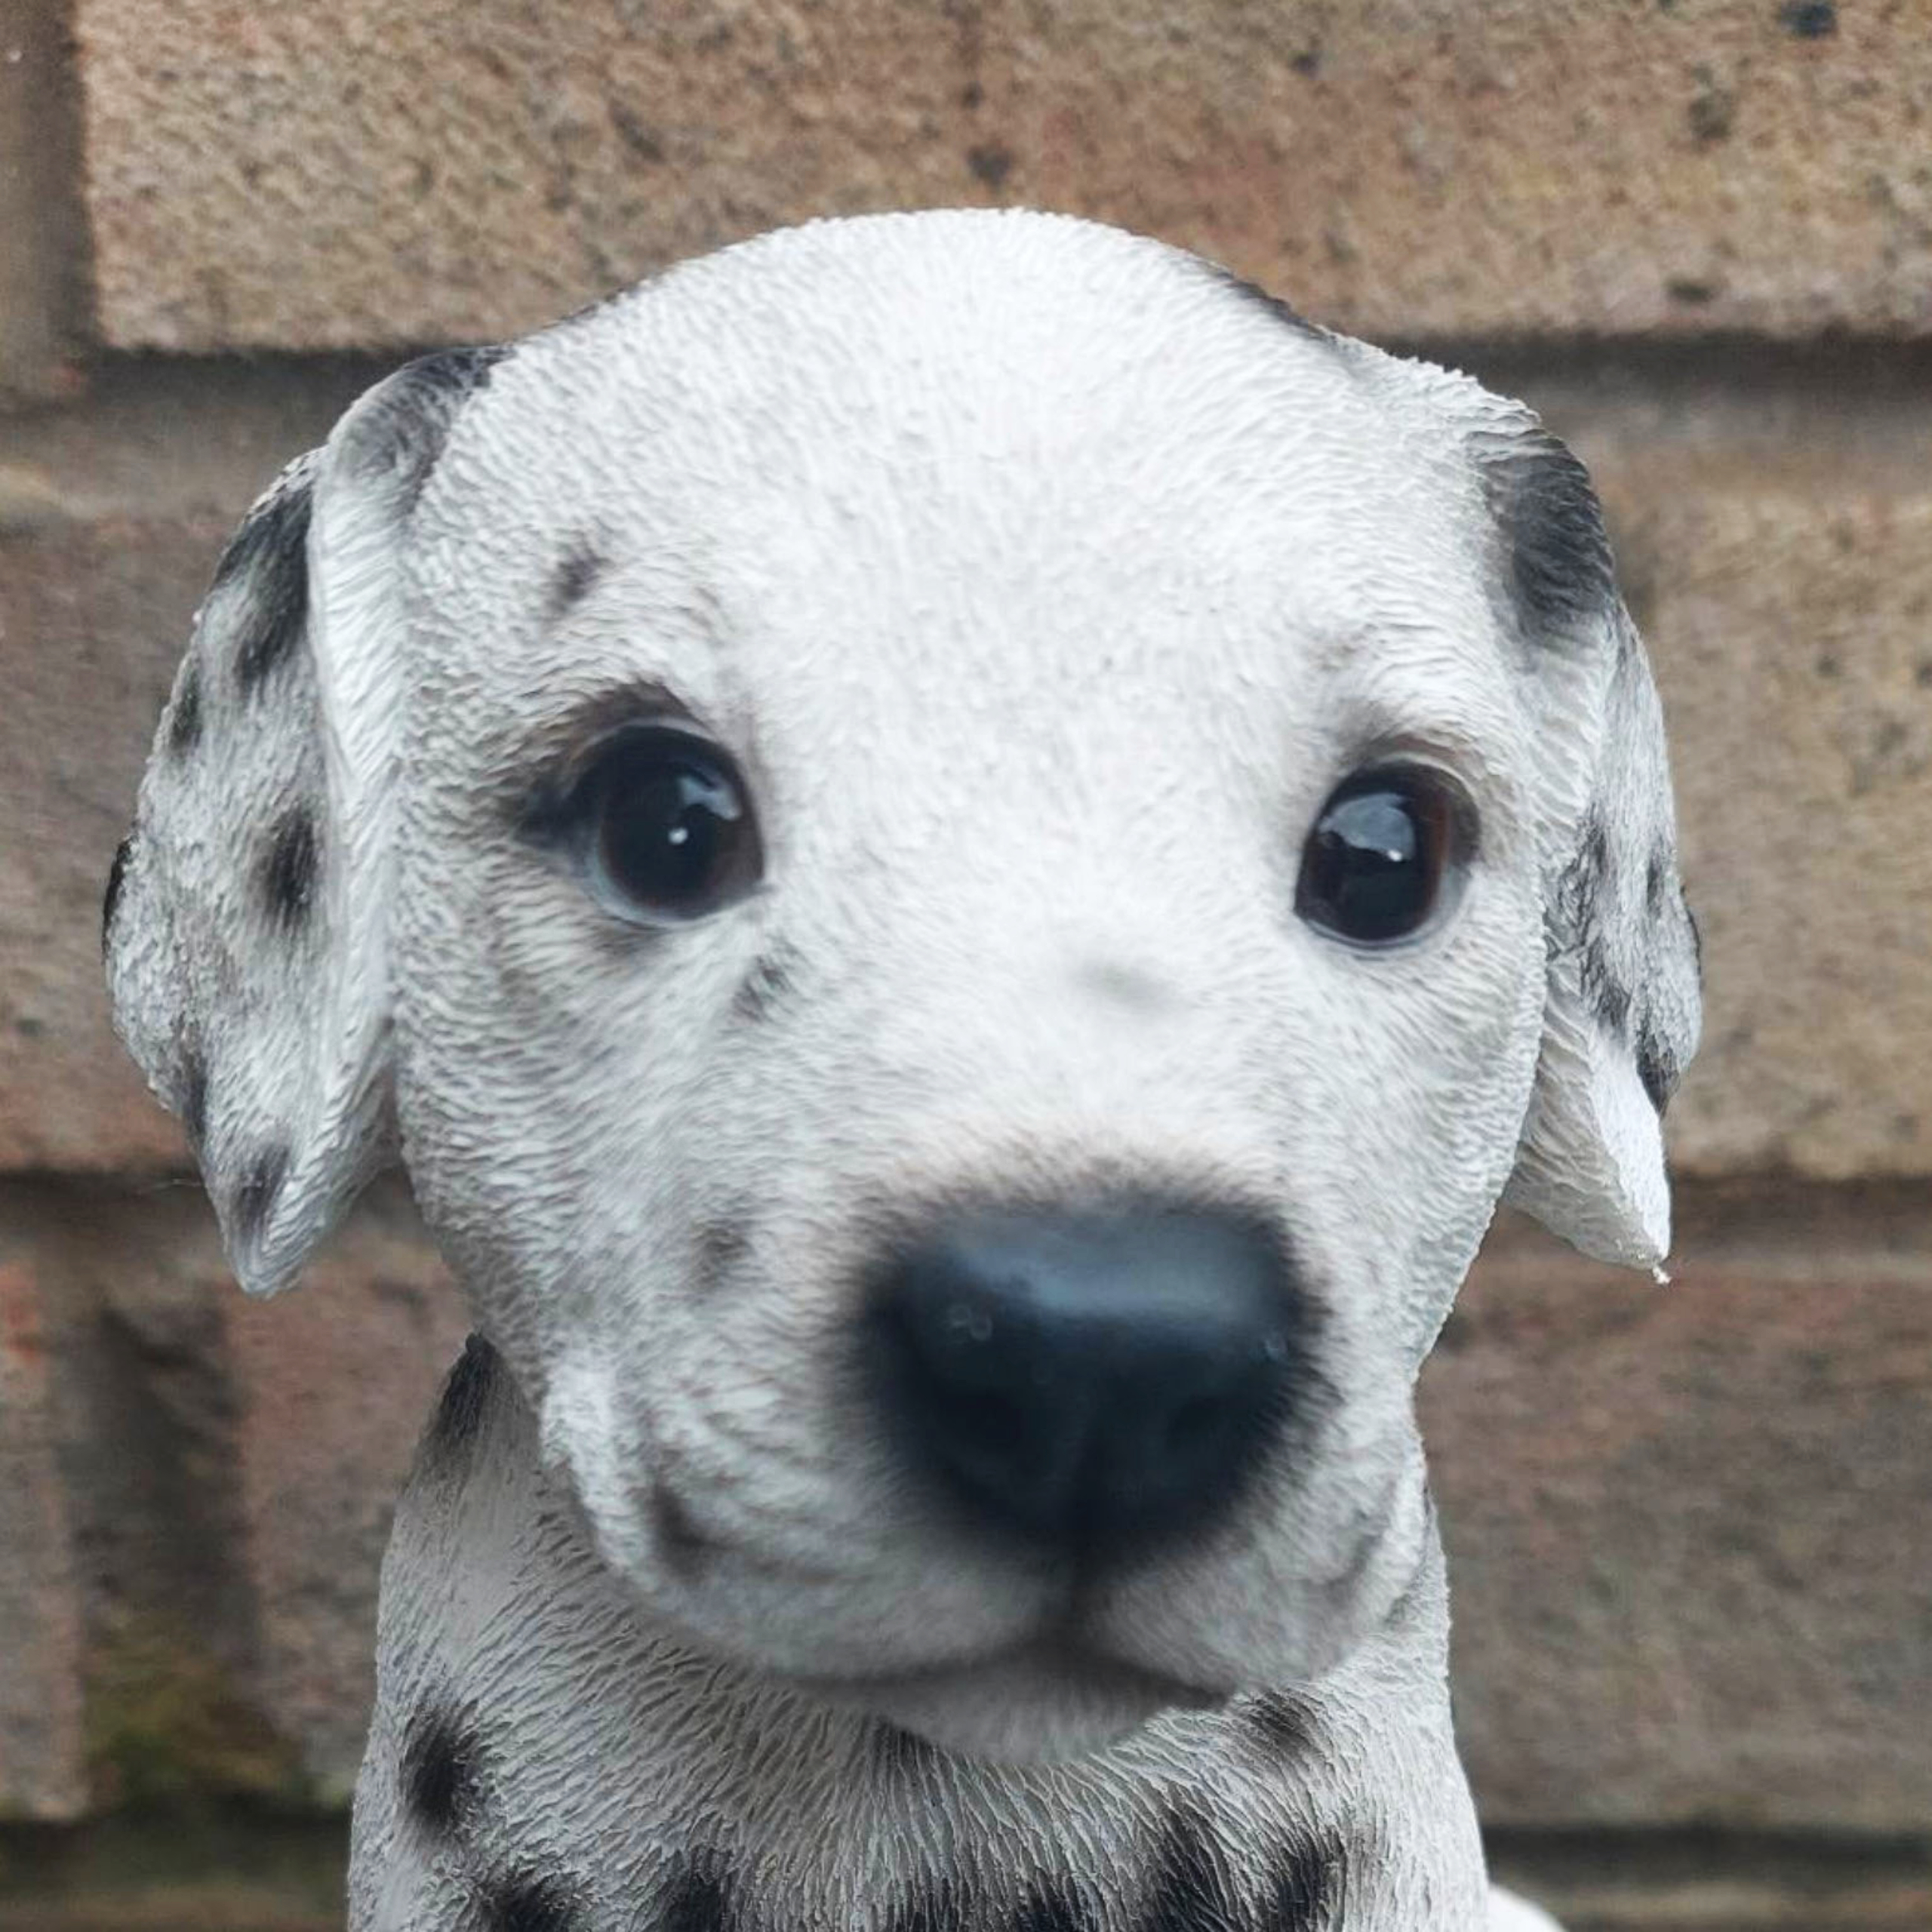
[863,1207,1301,1554]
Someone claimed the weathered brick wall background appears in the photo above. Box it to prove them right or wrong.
[2,1,1929,1926]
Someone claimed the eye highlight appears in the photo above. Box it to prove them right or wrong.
[541,725,762,926]
[1294,764,1475,946]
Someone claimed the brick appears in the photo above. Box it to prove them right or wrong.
[0,1252,86,1820]
[1629,478,1932,1180]
[0,0,88,405]
[0,517,231,1171]
[6,1178,463,1806]
[1427,1192,1932,1833]
[1492,1832,1932,1932]
[74,0,1932,353]
[223,1187,466,1800]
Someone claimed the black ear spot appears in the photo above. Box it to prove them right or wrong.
[401,1700,482,1835]
[234,1143,291,1240]
[343,344,512,511]
[1645,848,1669,918]
[428,1334,503,1462]
[398,341,512,403]
[103,836,134,956]
[1555,814,1634,1034]
[179,1054,210,1150]
[1635,1017,1679,1113]
[227,486,314,694]
[261,805,321,930]
[1478,424,1616,642]
[168,660,204,756]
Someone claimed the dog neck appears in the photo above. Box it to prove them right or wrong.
[352,1339,1487,1932]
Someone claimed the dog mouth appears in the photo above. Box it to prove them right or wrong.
[773,1630,1234,1763]
[777,1631,1231,1721]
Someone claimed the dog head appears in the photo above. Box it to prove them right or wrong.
[106,211,1699,1761]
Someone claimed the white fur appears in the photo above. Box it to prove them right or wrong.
[106,210,1697,1932]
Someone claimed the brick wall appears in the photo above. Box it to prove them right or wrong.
[2,2,1928,1924]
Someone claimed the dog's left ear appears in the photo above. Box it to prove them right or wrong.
[103,347,505,1295]
[1460,403,1704,1268]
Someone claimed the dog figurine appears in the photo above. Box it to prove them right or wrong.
[106,210,1698,1931]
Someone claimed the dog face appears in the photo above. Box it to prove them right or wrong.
[105,211,1700,1762]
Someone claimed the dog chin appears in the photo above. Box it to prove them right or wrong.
[792,1645,1228,1764]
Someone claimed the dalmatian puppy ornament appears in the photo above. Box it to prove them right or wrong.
[107,212,1699,1932]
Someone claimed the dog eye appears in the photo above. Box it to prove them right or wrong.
[574,728,761,924]
[1295,764,1472,946]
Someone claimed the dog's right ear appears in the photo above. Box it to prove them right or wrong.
[104,347,506,1296]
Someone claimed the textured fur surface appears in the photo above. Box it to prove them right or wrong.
[105,210,1700,1930]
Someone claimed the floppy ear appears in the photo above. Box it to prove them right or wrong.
[103,347,506,1294]
[1469,411,1704,1268]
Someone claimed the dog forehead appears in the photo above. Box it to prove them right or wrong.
[404,212,1506,734]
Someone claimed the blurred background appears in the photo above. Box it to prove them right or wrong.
[2,2,1928,1927]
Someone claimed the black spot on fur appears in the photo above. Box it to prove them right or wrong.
[401,1700,482,1835]
[1011,1880,1093,1932]
[1262,1836,1335,1930]
[656,1847,736,1932]
[226,485,313,694]
[732,948,795,1023]
[1479,426,1615,643]
[1555,816,1634,1035]
[694,1220,749,1296]
[1143,1803,1235,1932]
[1246,1688,1320,1761]
[551,546,606,617]
[262,806,321,929]
[103,837,133,955]
[1780,0,1835,35]
[429,1334,503,1460]
[479,1869,581,1932]
[648,1481,715,1582]
[1204,263,1330,343]
[180,1055,210,1149]
[887,1876,973,1932]
[870,1719,945,1785]
[1635,1017,1679,1113]
[1583,939,1632,1036]
[234,1143,289,1241]
[1645,849,1669,918]
[405,342,512,402]
[169,661,204,755]
[349,344,512,512]
[1575,817,1610,894]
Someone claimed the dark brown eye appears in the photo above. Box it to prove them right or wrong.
[1295,765,1472,946]
[577,728,761,924]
